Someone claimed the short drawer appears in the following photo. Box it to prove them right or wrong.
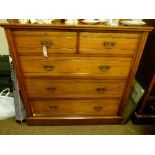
[20,56,132,79]
[14,31,76,54]
[25,79,126,98]
[30,99,121,116]
[80,32,141,55]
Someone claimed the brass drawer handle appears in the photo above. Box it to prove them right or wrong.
[41,40,53,57]
[43,64,55,71]
[94,106,102,111]
[103,41,116,49]
[46,87,56,93]
[50,105,58,110]
[98,65,111,72]
[41,40,53,47]
[96,88,106,93]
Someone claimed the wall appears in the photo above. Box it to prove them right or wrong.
[0,22,9,55]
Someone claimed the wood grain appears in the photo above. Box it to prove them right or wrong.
[30,99,121,116]
[20,56,132,79]
[1,23,151,125]
[80,37,140,51]
[25,79,126,98]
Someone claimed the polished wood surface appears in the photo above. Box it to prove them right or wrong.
[80,37,139,51]
[15,34,76,49]
[31,99,121,116]
[20,56,132,79]
[1,23,152,125]
[80,32,141,38]
[1,23,153,31]
[27,116,123,125]
[14,31,76,36]
[14,31,76,54]
[79,32,140,55]
[25,79,125,98]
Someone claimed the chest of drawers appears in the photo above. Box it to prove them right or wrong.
[1,23,152,125]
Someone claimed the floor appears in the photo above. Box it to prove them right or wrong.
[0,117,155,135]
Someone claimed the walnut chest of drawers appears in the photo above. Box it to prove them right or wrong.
[1,23,152,125]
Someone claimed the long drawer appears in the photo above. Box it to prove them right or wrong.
[30,99,121,116]
[20,56,132,79]
[14,31,76,54]
[25,79,126,98]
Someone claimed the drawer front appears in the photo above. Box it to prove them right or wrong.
[30,99,121,116]
[80,32,141,38]
[80,32,140,54]
[20,56,132,79]
[25,79,126,98]
[14,31,76,54]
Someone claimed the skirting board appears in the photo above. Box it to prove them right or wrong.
[27,116,123,126]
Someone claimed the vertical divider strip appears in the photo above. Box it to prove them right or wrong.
[76,31,80,54]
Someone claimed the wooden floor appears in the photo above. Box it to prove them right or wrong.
[0,117,155,135]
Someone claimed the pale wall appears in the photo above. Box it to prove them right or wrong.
[0,26,9,55]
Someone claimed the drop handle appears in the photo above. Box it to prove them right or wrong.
[98,65,111,72]
[41,40,53,47]
[96,88,106,93]
[46,87,56,93]
[94,106,102,111]
[103,41,116,49]
[41,40,53,57]
[43,64,55,71]
[50,105,58,110]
